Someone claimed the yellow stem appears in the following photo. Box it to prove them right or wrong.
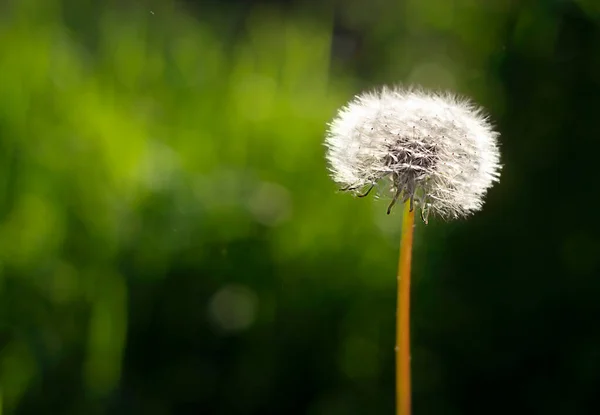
[396,199,414,415]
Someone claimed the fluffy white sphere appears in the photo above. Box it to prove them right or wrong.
[324,86,501,221]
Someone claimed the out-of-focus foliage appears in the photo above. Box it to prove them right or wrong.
[1,0,600,414]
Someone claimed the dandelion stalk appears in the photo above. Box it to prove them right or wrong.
[396,199,414,415]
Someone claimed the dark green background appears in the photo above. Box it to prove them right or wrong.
[1,0,599,414]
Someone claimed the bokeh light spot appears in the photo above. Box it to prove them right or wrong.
[208,284,259,333]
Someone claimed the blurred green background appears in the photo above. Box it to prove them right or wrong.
[1,0,600,413]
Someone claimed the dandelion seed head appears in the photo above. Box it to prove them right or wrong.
[324,86,501,220]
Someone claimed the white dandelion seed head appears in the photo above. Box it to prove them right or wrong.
[324,86,501,221]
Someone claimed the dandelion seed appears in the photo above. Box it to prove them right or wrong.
[324,86,501,220]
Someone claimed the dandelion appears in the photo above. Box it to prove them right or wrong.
[324,86,501,415]
[325,86,501,222]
